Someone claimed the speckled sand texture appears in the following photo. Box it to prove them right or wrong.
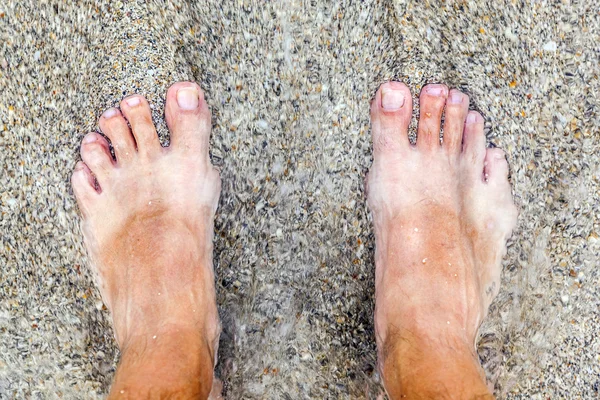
[1,1,599,398]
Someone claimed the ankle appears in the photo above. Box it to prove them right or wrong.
[380,329,492,399]
[109,327,215,399]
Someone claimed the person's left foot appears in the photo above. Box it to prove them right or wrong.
[72,82,221,397]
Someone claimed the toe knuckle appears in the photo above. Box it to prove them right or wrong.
[86,143,104,156]
[84,148,109,165]
[374,130,399,151]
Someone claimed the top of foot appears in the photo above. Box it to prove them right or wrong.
[367,81,518,350]
[71,82,221,354]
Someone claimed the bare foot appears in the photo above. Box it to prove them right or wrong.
[367,82,518,398]
[71,82,221,398]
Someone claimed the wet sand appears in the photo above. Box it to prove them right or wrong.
[0,1,598,398]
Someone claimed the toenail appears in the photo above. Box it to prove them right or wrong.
[466,112,478,124]
[381,87,405,111]
[83,134,97,144]
[425,85,446,97]
[125,96,141,107]
[177,88,200,110]
[449,91,464,104]
[102,108,119,119]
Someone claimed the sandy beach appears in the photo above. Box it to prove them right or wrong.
[1,0,598,397]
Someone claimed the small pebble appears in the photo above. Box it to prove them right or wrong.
[543,41,558,51]
[257,119,269,130]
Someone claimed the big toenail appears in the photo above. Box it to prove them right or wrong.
[466,113,478,123]
[381,87,405,111]
[177,88,199,110]
[83,134,97,144]
[126,97,141,107]
[426,85,446,96]
[102,108,119,119]
[449,91,464,104]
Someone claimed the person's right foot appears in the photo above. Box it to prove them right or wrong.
[367,82,518,398]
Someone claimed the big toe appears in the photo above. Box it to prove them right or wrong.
[165,82,212,160]
[370,81,413,159]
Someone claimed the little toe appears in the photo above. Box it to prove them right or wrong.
[120,95,161,157]
[484,147,519,227]
[80,132,114,187]
[461,111,487,172]
[99,108,136,163]
[165,81,212,159]
[416,84,448,150]
[442,89,469,155]
[370,81,413,158]
[71,161,98,216]
[484,148,510,184]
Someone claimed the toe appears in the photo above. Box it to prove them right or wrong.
[71,161,98,217]
[484,148,510,184]
[80,132,114,187]
[484,147,519,228]
[99,108,136,163]
[442,89,469,155]
[165,81,212,159]
[461,111,486,172]
[370,81,413,158]
[120,95,161,157]
[416,84,448,150]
